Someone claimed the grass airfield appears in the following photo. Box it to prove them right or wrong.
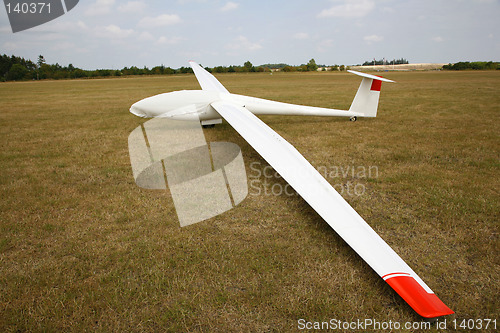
[0,71,498,331]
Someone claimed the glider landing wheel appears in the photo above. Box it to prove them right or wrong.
[350,116,357,122]
[202,124,216,128]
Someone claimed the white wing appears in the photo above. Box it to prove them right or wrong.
[189,61,229,94]
[190,61,453,318]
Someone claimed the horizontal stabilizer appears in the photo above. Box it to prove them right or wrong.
[347,70,395,83]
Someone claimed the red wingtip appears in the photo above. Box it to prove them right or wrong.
[385,276,454,318]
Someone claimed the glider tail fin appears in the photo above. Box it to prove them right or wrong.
[348,70,394,117]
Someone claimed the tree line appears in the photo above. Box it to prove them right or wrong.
[442,61,499,70]
[4,54,497,81]
[0,54,190,81]
[1,55,350,82]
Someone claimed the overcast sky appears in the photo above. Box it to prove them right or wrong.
[1,0,498,69]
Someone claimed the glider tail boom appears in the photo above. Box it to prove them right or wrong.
[348,70,394,117]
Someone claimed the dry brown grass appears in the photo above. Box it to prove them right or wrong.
[1,71,498,332]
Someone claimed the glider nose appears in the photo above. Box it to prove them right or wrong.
[130,100,148,117]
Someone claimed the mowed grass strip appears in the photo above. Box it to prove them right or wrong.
[0,71,498,331]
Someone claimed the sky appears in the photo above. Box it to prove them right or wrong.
[0,0,499,69]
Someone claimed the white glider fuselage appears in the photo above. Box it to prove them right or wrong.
[130,71,386,121]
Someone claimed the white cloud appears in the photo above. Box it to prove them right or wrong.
[432,36,444,42]
[220,2,239,12]
[317,39,334,52]
[322,39,334,47]
[36,32,67,42]
[293,32,309,40]
[177,0,207,4]
[318,0,375,18]
[77,21,89,30]
[118,1,146,13]
[180,51,202,60]
[157,36,183,44]
[25,19,88,35]
[138,31,154,41]
[98,24,135,39]
[85,0,115,16]
[137,14,182,28]
[3,41,20,51]
[51,42,76,51]
[363,34,384,43]
[157,36,168,44]
[226,36,262,51]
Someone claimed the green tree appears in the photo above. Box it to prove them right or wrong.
[164,67,175,74]
[37,55,45,68]
[307,58,318,71]
[297,64,308,72]
[73,68,87,78]
[243,61,254,72]
[7,63,28,80]
[178,66,193,74]
[213,66,227,73]
[38,63,50,79]
[151,65,164,75]
[36,55,46,80]
[0,54,13,79]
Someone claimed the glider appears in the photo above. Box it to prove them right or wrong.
[130,61,453,318]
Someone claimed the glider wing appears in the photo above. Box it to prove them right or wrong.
[189,60,229,94]
[189,61,453,318]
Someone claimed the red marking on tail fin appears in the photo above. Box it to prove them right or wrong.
[385,276,454,318]
[370,79,382,91]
